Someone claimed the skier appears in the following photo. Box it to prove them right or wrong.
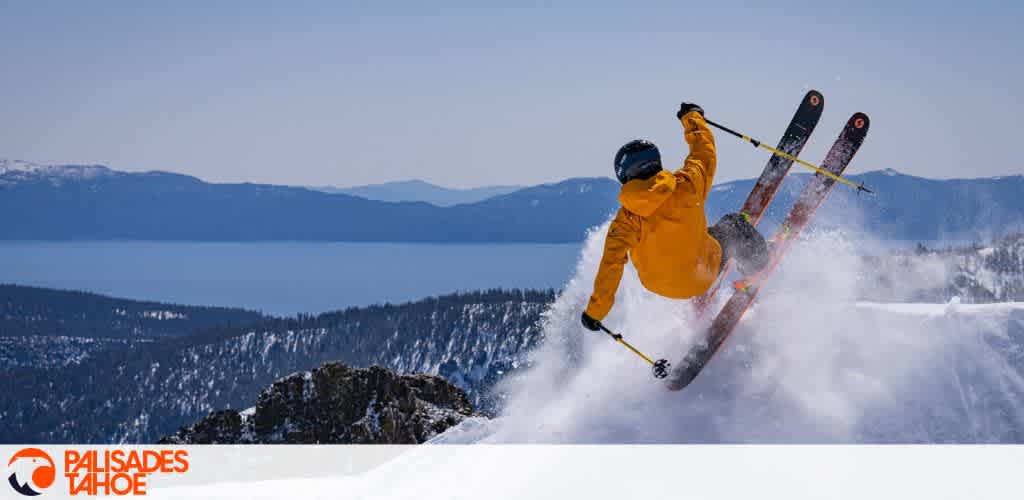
[581,102,769,331]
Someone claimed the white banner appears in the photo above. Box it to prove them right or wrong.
[2,445,1020,499]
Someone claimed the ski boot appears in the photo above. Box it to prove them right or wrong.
[708,213,769,277]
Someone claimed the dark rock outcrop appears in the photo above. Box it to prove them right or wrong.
[159,362,474,444]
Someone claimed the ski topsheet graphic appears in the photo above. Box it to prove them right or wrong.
[692,90,825,319]
[669,112,870,391]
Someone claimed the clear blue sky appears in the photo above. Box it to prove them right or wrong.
[2,1,1021,188]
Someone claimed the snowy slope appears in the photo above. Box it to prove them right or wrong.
[433,298,1024,443]
[147,445,1024,500]
[861,235,1024,302]
[429,228,1024,444]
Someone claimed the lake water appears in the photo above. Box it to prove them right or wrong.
[0,242,583,316]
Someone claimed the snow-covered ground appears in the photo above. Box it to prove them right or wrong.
[855,298,1023,316]
[145,445,1024,500]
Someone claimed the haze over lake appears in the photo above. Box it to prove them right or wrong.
[0,241,581,316]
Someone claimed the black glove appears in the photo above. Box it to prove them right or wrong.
[676,102,704,119]
[580,312,601,332]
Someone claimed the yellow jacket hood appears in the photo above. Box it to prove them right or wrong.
[618,170,677,217]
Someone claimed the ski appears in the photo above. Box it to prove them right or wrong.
[669,112,870,391]
[692,90,825,319]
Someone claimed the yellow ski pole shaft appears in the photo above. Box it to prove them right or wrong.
[595,321,670,379]
[705,118,873,194]
[611,333,655,365]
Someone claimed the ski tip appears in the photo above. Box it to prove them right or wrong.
[849,112,870,130]
[805,90,823,108]
[665,360,702,391]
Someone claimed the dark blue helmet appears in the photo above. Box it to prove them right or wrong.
[614,139,662,184]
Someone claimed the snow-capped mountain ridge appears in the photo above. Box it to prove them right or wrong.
[0,158,116,182]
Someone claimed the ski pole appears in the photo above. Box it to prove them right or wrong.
[705,118,874,194]
[594,321,670,379]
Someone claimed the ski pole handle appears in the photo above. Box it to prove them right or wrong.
[595,321,623,341]
[704,119,760,147]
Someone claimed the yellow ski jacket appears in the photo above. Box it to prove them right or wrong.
[585,111,722,320]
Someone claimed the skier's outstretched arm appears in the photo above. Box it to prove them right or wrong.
[584,208,641,323]
[673,104,717,204]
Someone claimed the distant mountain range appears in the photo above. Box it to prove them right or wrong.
[313,179,522,206]
[2,158,1022,242]
[0,159,616,243]
[713,168,1024,241]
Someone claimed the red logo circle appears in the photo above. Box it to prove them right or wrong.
[854,117,865,129]
[7,448,55,496]
[809,95,821,106]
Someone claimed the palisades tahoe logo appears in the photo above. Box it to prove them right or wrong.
[6,448,190,496]
[7,448,55,496]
